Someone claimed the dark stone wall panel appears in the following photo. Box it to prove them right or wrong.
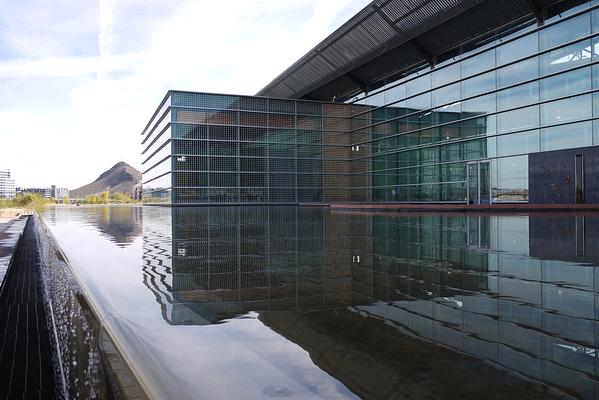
[529,146,599,204]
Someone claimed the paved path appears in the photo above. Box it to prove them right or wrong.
[0,217,57,399]
[0,218,28,293]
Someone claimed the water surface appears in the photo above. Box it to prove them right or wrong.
[42,206,599,399]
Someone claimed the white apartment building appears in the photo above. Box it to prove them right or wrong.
[0,170,16,199]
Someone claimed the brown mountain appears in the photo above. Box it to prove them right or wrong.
[70,162,141,199]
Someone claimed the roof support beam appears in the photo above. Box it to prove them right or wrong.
[371,4,434,66]
[346,72,368,92]
[409,39,435,67]
[524,0,544,25]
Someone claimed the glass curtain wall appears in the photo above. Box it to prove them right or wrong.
[141,92,352,204]
[141,94,173,202]
[350,3,599,203]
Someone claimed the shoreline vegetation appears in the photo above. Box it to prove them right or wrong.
[80,191,138,205]
[0,193,50,213]
[0,191,139,214]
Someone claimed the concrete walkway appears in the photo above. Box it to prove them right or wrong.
[0,217,28,290]
[0,217,57,399]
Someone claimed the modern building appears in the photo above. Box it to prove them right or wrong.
[141,0,599,206]
[0,170,16,199]
[17,187,52,198]
[50,186,69,200]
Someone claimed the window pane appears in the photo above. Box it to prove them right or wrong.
[461,115,496,137]
[407,74,431,97]
[461,71,496,98]
[540,14,590,50]
[540,66,591,100]
[497,105,539,133]
[461,49,495,77]
[594,63,599,88]
[365,91,384,107]
[384,83,407,105]
[497,33,538,65]
[494,155,528,202]
[541,94,592,125]
[385,101,407,120]
[407,92,431,111]
[540,40,592,75]
[497,81,539,111]
[593,8,599,33]
[497,130,540,156]
[432,82,460,107]
[541,121,592,151]
[432,63,460,87]
[462,93,496,115]
[498,57,539,88]
[433,101,461,121]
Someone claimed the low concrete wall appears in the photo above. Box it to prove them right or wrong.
[35,214,147,399]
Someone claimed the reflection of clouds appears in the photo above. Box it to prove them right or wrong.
[109,312,357,400]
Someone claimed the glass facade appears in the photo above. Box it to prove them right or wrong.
[350,4,599,203]
[141,3,599,205]
[141,92,352,204]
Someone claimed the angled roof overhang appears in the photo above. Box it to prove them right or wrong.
[257,0,581,102]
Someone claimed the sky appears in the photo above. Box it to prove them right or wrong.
[0,0,370,189]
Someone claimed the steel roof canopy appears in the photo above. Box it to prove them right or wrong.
[257,0,579,102]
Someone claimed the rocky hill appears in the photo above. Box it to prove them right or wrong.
[70,162,141,199]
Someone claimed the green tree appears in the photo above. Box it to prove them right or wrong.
[100,191,110,204]
[62,196,70,204]
[12,192,48,211]
[110,192,132,203]
[85,195,98,204]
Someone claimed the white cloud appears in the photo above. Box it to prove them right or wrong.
[0,0,371,189]
[98,0,116,79]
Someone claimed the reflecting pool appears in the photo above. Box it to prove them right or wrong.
[42,206,599,399]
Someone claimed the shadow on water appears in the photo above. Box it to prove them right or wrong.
[139,206,599,399]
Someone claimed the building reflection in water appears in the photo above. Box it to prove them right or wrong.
[142,206,599,399]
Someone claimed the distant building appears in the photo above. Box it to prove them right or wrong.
[17,187,51,198]
[51,186,69,200]
[17,185,68,200]
[0,170,16,199]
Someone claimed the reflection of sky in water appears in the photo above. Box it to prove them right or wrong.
[42,206,599,399]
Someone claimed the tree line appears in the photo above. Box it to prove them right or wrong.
[82,191,135,204]
[0,191,136,209]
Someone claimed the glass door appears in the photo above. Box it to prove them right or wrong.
[467,161,491,205]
